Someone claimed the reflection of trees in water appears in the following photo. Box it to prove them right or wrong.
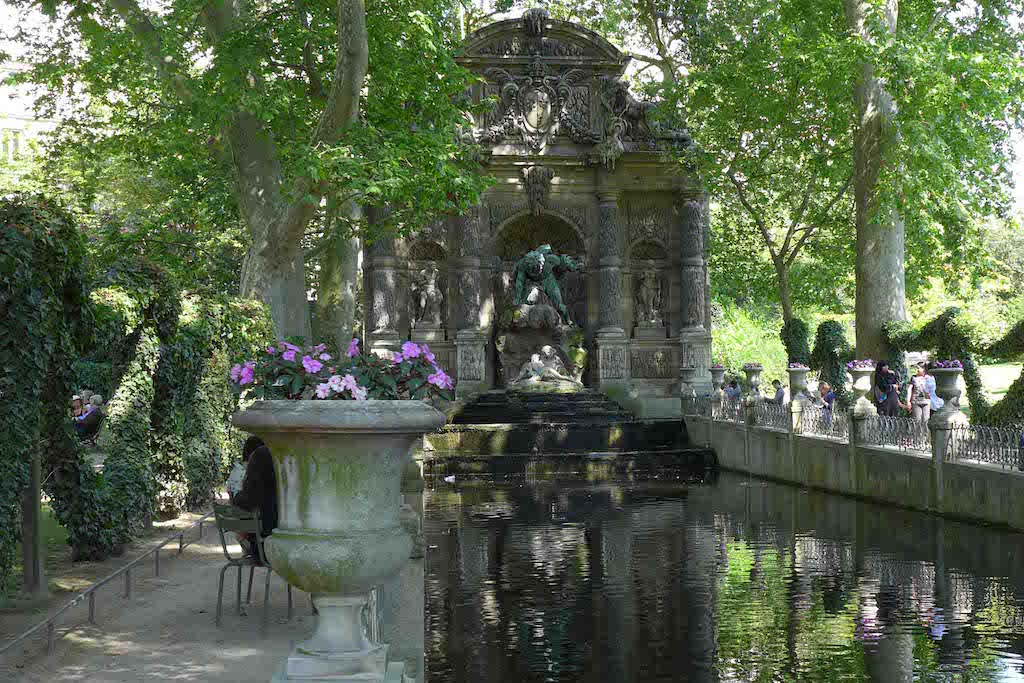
[424,480,1024,682]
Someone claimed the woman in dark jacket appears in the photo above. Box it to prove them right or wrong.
[875,362,902,417]
[232,440,278,540]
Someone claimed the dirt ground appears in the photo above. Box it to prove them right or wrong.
[0,521,315,682]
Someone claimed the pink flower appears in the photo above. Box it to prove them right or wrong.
[328,374,345,392]
[346,338,360,358]
[230,364,242,382]
[282,350,296,362]
[328,366,336,374]
[422,344,436,366]
[428,369,453,390]
[283,342,301,352]
[319,353,331,361]
[315,383,331,399]
[401,341,421,359]
[341,374,359,393]
[302,355,323,373]
[352,386,368,401]
[267,346,276,355]
[313,343,327,354]
[392,353,404,365]
[239,365,255,385]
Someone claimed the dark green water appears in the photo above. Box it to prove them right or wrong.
[423,469,1024,682]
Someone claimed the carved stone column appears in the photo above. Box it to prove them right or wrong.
[452,206,489,398]
[677,197,712,394]
[367,206,401,358]
[595,190,630,388]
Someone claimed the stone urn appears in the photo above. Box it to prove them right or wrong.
[787,367,810,403]
[710,367,726,406]
[742,365,763,405]
[233,400,446,682]
[849,364,877,419]
[929,367,967,429]
[679,367,698,412]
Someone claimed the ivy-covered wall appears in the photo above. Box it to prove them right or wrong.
[0,196,90,593]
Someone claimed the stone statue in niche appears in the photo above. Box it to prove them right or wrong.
[635,268,663,327]
[512,244,582,325]
[411,262,443,327]
[508,345,582,392]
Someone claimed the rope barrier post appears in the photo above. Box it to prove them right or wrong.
[154,549,160,577]
[179,530,184,555]
[46,622,55,655]
[88,592,96,624]
[125,568,132,599]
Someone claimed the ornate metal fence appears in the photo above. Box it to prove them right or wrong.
[800,404,849,441]
[863,415,930,452]
[716,398,744,423]
[946,424,1024,470]
[753,402,789,431]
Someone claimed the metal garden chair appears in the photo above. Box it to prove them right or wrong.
[213,503,293,633]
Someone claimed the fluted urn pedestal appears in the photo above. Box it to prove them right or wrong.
[233,400,446,683]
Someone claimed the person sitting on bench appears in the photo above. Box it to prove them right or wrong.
[74,394,104,440]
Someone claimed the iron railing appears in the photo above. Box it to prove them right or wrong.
[0,511,213,659]
[717,398,745,423]
[688,396,713,418]
[862,415,930,452]
[753,402,790,431]
[800,404,849,441]
[946,424,1024,470]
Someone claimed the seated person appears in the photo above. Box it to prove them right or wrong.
[232,440,277,560]
[74,395,104,439]
[227,437,262,503]
[71,395,83,418]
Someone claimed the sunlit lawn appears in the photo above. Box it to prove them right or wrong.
[959,363,1021,417]
[8,505,69,602]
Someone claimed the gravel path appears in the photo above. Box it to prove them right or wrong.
[1,531,315,682]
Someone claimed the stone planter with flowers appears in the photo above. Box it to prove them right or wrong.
[230,338,453,682]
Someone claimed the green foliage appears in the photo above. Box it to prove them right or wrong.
[780,319,811,365]
[712,303,788,388]
[884,308,1024,425]
[0,195,90,593]
[811,320,854,408]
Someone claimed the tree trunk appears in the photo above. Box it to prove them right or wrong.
[315,202,362,353]
[21,448,46,598]
[846,0,907,361]
[775,258,794,324]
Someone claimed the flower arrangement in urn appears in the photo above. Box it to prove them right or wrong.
[231,338,454,402]
[787,362,809,370]
[932,359,963,369]
[846,359,876,370]
[742,362,763,370]
[229,337,453,681]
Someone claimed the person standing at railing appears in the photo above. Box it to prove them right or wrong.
[925,362,943,414]
[875,362,902,417]
[770,379,785,405]
[819,382,835,428]
[906,364,932,423]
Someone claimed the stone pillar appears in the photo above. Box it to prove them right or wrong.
[453,206,489,398]
[595,190,630,388]
[678,198,712,395]
[367,206,401,358]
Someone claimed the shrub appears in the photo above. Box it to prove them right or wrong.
[0,195,90,592]
[712,303,788,388]
[811,320,854,408]
[780,318,811,365]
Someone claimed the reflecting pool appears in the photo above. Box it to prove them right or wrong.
[423,469,1024,682]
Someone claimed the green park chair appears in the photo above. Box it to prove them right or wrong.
[213,503,293,633]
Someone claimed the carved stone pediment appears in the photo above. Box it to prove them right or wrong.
[463,10,624,63]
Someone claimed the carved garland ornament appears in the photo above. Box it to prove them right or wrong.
[522,166,554,216]
[482,58,592,151]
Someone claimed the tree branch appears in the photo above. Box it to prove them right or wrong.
[296,0,326,99]
[780,169,818,256]
[106,0,191,102]
[727,167,777,260]
[784,173,853,268]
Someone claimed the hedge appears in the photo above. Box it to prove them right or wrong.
[884,309,1024,425]
[810,320,854,409]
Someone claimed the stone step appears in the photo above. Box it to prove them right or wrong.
[422,420,689,456]
[423,448,716,477]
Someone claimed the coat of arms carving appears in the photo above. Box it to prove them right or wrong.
[482,58,591,151]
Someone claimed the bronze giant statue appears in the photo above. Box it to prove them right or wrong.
[512,244,581,325]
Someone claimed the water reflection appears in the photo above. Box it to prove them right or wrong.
[423,471,1024,682]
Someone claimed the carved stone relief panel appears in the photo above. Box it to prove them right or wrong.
[630,347,678,379]
[458,344,486,382]
[598,344,627,380]
[627,197,672,247]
